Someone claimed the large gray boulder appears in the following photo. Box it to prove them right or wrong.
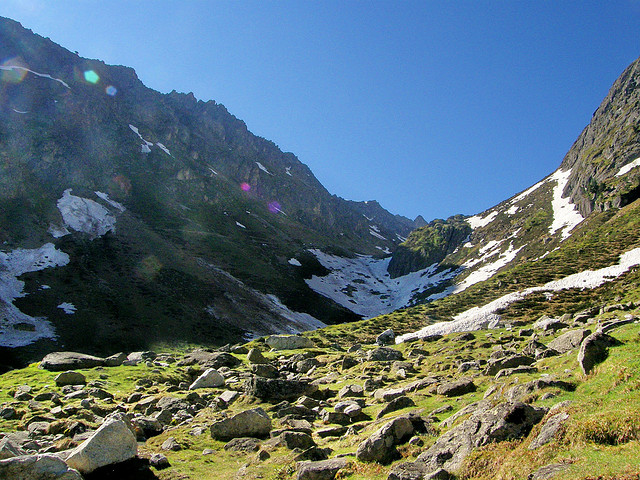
[40,352,105,371]
[578,331,620,374]
[189,368,225,389]
[266,335,314,350]
[210,407,272,440]
[356,415,414,464]
[54,371,86,387]
[0,454,83,480]
[548,329,590,354]
[436,378,476,397]
[397,402,546,474]
[505,378,575,403]
[296,457,350,480]
[376,329,395,346]
[0,436,27,460]
[367,347,404,362]
[178,350,241,368]
[246,375,318,401]
[65,414,137,473]
[484,354,534,376]
[528,412,569,450]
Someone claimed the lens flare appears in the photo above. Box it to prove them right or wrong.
[84,70,100,84]
[1,58,28,83]
[240,182,251,192]
[105,85,117,96]
[268,201,281,214]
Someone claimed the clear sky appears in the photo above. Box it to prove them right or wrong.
[1,1,639,221]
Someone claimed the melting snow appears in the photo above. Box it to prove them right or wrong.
[12,108,28,114]
[285,167,293,176]
[396,234,407,243]
[288,258,302,266]
[48,223,70,239]
[57,302,76,314]
[0,65,70,88]
[129,124,154,153]
[305,249,457,318]
[549,169,584,240]
[616,157,640,177]
[95,191,125,212]
[506,205,519,215]
[466,211,498,229]
[236,222,246,229]
[510,177,547,205]
[0,243,70,347]
[256,162,273,175]
[369,228,387,241]
[397,246,640,342]
[263,294,326,333]
[156,143,171,156]
[57,189,116,238]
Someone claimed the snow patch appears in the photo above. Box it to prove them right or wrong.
[57,189,116,238]
[256,162,273,175]
[129,124,154,153]
[12,108,28,114]
[156,143,171,156]
[506,205,519,215]
[0,243,70,347]
[306,249,457,318]
[263,294,326,333]
[285,167,293,176]
[57,302,76,314]
[397,246,640,342]
[95,191,125,212]
[236,222,246,229]
[466,211,498,229]
[616,157,640,177]
[549,169,584,240]
[369,229,387,241]
[288,258,302,266]
[0,65,70,88]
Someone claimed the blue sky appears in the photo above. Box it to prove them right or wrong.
[1,1,639,221]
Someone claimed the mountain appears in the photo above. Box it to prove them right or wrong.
[0,17,420,366]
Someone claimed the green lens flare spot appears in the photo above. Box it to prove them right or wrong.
[84,70,100,84]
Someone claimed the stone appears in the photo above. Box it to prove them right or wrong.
[548,329,591,354]
[408,401,546,473]
[484,354,534,376]
[457,361,480,373]
[178,350,241,368]
[210,407,272,440]
[316,426,348,438]
[65,414,137,474]
[377,396,415,419]
[273,431,316,450]
[54,371,87,386]
[161,437,181,451]
[436,378,476,397]
[376,329,395,346]
[132,416,163,439]
[251,363,279,378]
[505,378,575,403]
[189,368,225,389]
[104,352,127,367]
[321,410,351,426]
[149,453,170,469]
[528,412,569,450]
[341,356,358,370]
[494,365,538,379]
[266,335,315,350]
[247,348,269,364]
[40,352,105,371]
[0,453,83,480]
[367,347,404,362]
[578,331,619,374]
[296,457,350,480]
[126,351,157,365]
[530,463,568,480]
[246,376,317,401]
[356,415,414,464]
[297,358,320,373]
[387,461,429,480]
[216,390,241,408]
[0,437,26,459]
[224,437,262,452]
[337,384,364,398]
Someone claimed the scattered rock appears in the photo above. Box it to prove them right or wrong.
[246,376,317,401]
[54,371,87,387]
[247,348,269,364]
[484,354,534,376]
[377,396,415,419]
[178,350,241,368]
[161,437,181,451]
[65,414,137,474]
[578,331,620,374]
[296,457,350,480]
[104,352,127,367]
[529,463,568,480]
[0,453,83,480]
[356,415,414,464]
[367,347,404,362]
[337,384,364,399]
[528,412,569,450]
[224,437,262,452]
[437,378,476,397]
[266,335,314,350]
[272,431,316,450]
[40,352,105,371]
[0,436,26,459]
[548,329,591,354]
[210,407,272,440]
[149,453,170,470]
[376,329,395,346]
[189,368,225,389]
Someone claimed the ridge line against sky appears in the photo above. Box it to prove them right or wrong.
[1,0,639,221]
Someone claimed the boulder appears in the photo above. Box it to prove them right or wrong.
[104,352,127,367]
[246,376,317,401]
[216,390,241,408]
[178,350,241,368]
[0,437,26,459]
[376,329,395,346]
[247,348,269,364]
[337,384,364,398]
[505,378,575,403]
[65,414,137,474]
[296,457,350,480]
[436,378,476,397]
[224,437,262,452]
[40,352,105,371]
[54,371,87,387]
[272,431,316,450]
[578,331,620,374]
[484,354,534,376]
[528,412,569,450]
[161,437,181,451]
[149,453,170,470]
[530,463,568,480]
[408,401,546,473]
[131,416,163,439]
[266,335,314,350]
[189,368,225,389]
[0,454,83,480]
[548,329,591,354]
[251,364,279,378]
[356,415,414,464]
[377,396,416,419]
[210,407,272,440]
[367,347,404,362]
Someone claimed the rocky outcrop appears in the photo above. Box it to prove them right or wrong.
[266,335,315,350]
[40,352,105,371]
[296,457,350,480]
[356,415,414,464]
[210,408,272,440]
[0,454,82,480]
[578,331,620,374]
